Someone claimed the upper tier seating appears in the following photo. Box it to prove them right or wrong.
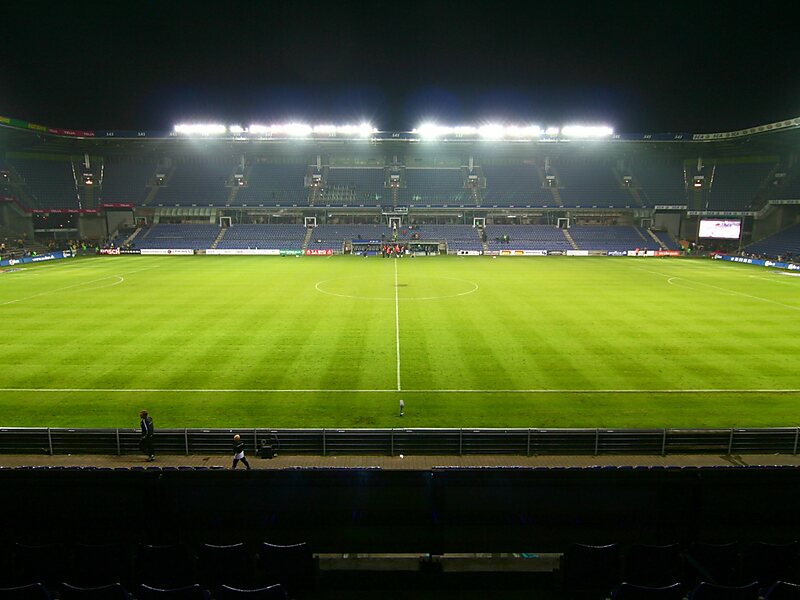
[482,164,553,207]
[706,162,775,211]
[153,159,237,206]
[7,159,78,209]
[320,168,386,206]
[100,159,157,205]
[556,158,632,208]
[234,164,308,206]
[402,169,468,206]
[631,160,687,207]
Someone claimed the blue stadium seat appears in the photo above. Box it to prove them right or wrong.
[687,581,759,600]
[197,544,252,588]
[0,584,51,600]
[561,543,622,595]
[683,542,740,586]
[58,583,130,600]
[11,544,66,587]
[70,543,132,587]
[622,543,683,587]
[256,543,314,591]
[740,541,799,586]
[762,581,800,599]
[136,545,195,589]
[136,585,209,600]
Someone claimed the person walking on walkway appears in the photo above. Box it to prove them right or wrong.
[232,434,251,470]
[139,410,155,461]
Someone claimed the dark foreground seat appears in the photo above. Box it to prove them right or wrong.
[216,585,287,600]
[611,582,684,600]
[0,584,51,600]
[59,583,130,600]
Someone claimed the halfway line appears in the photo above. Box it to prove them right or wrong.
[394,258,402,391]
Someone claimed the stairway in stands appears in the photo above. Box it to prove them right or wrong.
[302,227,314,251]
[210,227,227,249]
[645,228,666,249]
[563,228,579,250]
[123,227,142,246]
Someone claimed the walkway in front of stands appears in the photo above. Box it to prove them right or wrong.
[1,453,800,469]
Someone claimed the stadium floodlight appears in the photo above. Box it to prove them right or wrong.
[505,125,542,138]
[561,125,614,138]
[228,125,244,134]
[478,124,506,140]
[313,124,338,135]
[174,123,227,135]
[270,122,313,137]
[248,124,270,135]
[414,122,446,140]
[545,127,560,136]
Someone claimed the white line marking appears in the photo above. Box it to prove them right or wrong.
[633,265,800,311]
[0,265,158,306]
[314,276,478,301]
[0,388,796,394]
[394,259,401,391]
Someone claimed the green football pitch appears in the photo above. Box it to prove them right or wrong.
[1,254,798,429]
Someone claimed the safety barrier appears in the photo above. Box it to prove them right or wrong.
[1,427,798,456]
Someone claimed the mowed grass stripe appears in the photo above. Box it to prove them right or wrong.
[0,255,798,428]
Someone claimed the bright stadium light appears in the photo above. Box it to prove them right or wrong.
[248,124,270,134]
[478,124,506,140]
[561,125,614,138]
[505,125,542,138]
[414,122,446,140]
[174,123,227,135]
[228,125,244,134]
[272,122,313,137]
[313,124,338,135]
[545,126,561,136]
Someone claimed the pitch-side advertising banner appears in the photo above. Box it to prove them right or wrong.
[140,249,194,255]
[206,249,281,255]
[305,249,333,256]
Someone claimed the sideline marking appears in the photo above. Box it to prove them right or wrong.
[0,388,797,394]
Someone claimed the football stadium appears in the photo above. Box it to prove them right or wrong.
[2,112,800,597]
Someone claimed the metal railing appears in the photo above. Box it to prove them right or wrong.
[1,427,799,457]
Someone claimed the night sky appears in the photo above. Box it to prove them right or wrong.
[1,0,798,133]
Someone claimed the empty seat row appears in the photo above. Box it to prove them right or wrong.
[0,542,312,590]
[562,541,800,597]
[0,583,287,600]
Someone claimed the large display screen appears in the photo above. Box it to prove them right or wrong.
[698,219,741,239]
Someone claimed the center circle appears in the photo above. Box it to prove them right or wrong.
[315,275,479,301]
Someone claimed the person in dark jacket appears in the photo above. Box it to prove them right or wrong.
[232,434,251,470]
[139,410,155,461]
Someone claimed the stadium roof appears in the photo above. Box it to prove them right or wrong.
[3,113,800,155]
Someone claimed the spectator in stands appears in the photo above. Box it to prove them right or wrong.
[139,410,155,461]
[231,434,251,470]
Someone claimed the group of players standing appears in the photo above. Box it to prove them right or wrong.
[381,244,406,258]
